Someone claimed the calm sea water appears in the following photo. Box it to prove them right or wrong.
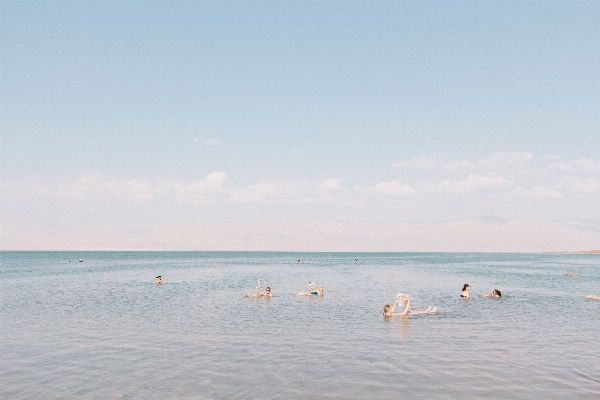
[1,252,599,399]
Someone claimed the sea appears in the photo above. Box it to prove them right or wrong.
[1,251,599,399]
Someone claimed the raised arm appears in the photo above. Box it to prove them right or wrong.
[393,299,411,316]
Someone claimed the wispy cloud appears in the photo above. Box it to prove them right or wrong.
[205,138,220,146]
[550,158,600,173]
[392,152,534,173]
[437,174,514,193]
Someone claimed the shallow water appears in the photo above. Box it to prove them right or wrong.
[1,252,599,399]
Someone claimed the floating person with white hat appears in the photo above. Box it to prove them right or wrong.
[294,282,324,297]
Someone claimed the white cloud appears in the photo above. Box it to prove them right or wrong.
[321,178,343,190]
[4,151,600,252]
[392,156,473,171]
[549,161,573,171]
[437,174,514,193]
[549,158,600,173]
[563,177,600,194]
[230,182,284,202]
[532,186,563,198]
[574,158,600,172]
[374,181,416,197]
[392,152,533,173]
[205,138,220,146]
[188,172,228,193]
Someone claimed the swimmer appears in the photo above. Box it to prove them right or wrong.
[573,264,578,268]
[585,295,600,300]
[383,293,437,317]
[244,280,272,298]
[480,289,501,298]
[114,261,118,266]
[79,259,83,262]
[460,284,471,298]
[294,283,323,297]
[354,259,358,263]
[155,276,162,284]
[530,262,535,265]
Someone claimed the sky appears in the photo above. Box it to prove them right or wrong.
[1,1,599,251]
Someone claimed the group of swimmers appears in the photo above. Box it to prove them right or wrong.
[240,279,436,317]
[242,280,324,298]
[460,284,501,298]
[152,260,600,308]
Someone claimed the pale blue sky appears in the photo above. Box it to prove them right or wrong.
[2,1,599,250]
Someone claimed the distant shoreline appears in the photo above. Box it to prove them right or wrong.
[541,250,600,254]
[1,249,600,254]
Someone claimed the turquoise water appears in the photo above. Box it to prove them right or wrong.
[1,252,599,399]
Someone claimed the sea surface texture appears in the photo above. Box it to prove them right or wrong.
[1,252,599,399]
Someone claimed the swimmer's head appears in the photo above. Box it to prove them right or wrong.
[265,287,271,294]
[383,305,391,315]
[462,284,470,291]
[493,289,501,297]
[156,276,161,279]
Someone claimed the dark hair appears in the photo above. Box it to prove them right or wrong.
[462,284,470,291]
[265,287,271,291]
[494,289,501,297]
[156,276,161,278]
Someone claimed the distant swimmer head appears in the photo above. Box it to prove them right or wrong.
[493,289,501,297]
[462,284,471,291]
[383,305,391,315]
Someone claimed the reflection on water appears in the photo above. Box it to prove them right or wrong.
[392,316,412,341]
[1,251,599,399]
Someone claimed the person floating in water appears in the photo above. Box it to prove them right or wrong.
[79,259,83,263]
[354,259,358,263]
[460,284,471,298]
[383,293,436,317]
[585,295,600,300]
[480,289,501,298]
[244,280,272,298]
[294,282,323,297]
[155,276,162,285]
